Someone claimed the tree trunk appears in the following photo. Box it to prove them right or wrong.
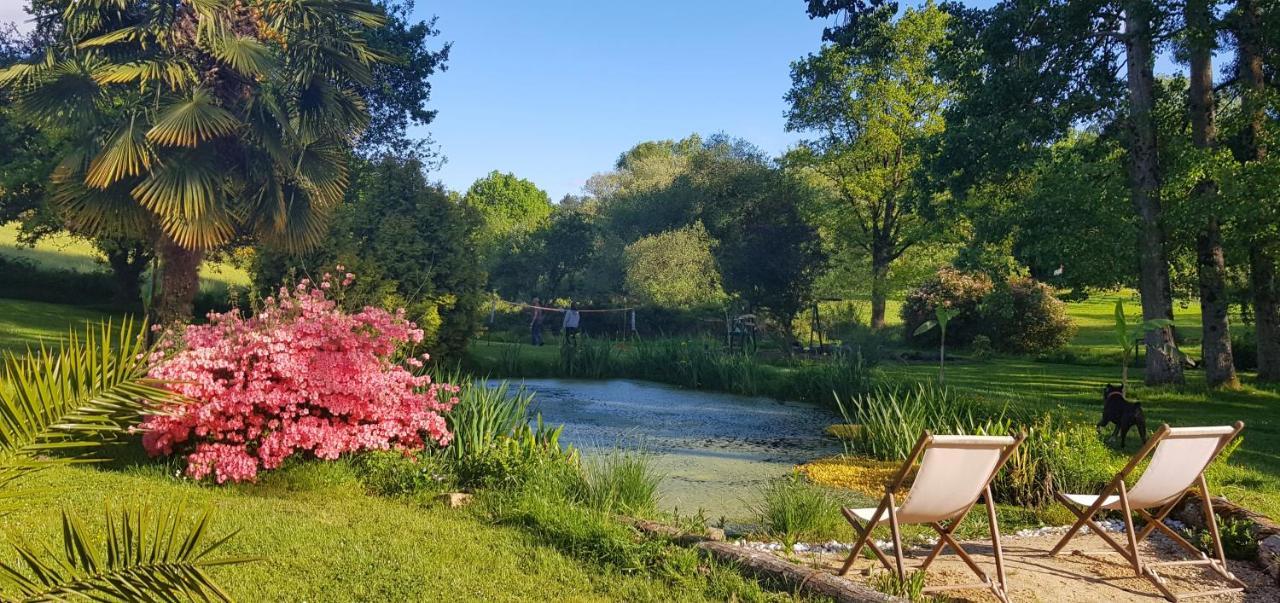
[151,235,203,325]
[1124,5,1184,385]
[1236,0,1278,382]
[104,242,151,312]
[1187,0,1237,387]
[1252,246,1280,382]
[869,246,890,330]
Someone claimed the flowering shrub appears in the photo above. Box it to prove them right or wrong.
[141,270,459,483]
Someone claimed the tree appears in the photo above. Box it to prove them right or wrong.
[0,0,393,323]
[937,0,1184,385]
[1184,0,1237,387]
[623,222,725,308]
[787,2,950,329]
[462,171,553,261]
[1229,0,1280,382]
[253,153,486,357]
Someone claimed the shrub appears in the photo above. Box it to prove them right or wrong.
[751,473,842,548]
[1232,330,1257,371]
[901,268,993,347]
[141,272,459,483]
[443,376,537,462]
[1190,516,1259,561]
[0,255,118,308]
[981,277,1076,353]
[970,335,994,360]
[352,450,454,497]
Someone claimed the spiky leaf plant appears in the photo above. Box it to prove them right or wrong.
[0,320,249,601]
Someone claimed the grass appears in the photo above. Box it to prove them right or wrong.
[0,223,251,290]
[0,299,118,354]
[2,452,805,602]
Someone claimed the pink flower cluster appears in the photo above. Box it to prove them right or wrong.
[140,271,459,483]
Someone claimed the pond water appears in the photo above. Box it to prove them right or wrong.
[503,379,841,521]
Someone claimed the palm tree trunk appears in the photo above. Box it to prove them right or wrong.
[1124,4,1183,385]
[151,235,203,325]
[1187,0,1237,387]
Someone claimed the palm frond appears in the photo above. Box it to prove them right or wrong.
[85,117,154,190]
[50,157,155,239]
[0,320,177,496]
[12,59,103,127]
[91,60,195,91]
[146,90,240,148]
[76,25,154,50]
[210,35,276,79]
[0,506,252,601]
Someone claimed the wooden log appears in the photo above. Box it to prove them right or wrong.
[694,541,902,603]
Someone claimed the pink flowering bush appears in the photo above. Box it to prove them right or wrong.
[141,270,459,483]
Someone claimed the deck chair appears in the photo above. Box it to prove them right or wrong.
[838,431,1026,603]
[1050,422,1246,602]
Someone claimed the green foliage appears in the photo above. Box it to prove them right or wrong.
[1189,516,1259,561]
[624,222,725,308]
[352,450,454,498]
[981,277,1077,353]
[0,255,119,309]
[869,570,931,602]
[835,385,1010,461]
[902,268,993,346]
[751,473,842,548]
[577,450,662,516]
[970,335,994,361]
[253,154,486,357]
[463,170,553,258]
[442,376,539,462]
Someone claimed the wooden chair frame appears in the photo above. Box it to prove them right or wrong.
[1049,422,1247,602]
[837,430,1026,603]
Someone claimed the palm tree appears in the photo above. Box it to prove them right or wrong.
[0,0,390,323]
[0,320,248,600]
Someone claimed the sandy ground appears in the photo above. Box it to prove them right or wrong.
[786,531,1278,602]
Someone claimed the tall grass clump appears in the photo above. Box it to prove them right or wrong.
[787,351,873,409]
[836,385,1010,461]
[751,474,842,548]
[559,336,618,378]
[577,449,662,516]
[443,377,536,461]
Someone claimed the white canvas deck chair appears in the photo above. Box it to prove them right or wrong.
[1050,422,1247,602]
[838,431,1025,603]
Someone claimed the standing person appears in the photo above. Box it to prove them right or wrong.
[562,302,581,344]
[530,297,545,346]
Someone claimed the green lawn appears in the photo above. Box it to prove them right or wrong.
[0,299,118,354]
[2,459,781,602]
[0,223,251,291]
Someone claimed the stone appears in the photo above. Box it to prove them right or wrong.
[705,527,726,542]
[437,492,473,509]
[1260,534,1280,584]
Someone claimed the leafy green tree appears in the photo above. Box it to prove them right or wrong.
[623,222,725,308]
[787,2,950,330]
[463,171,553,262]
[937,0,1185,385]
[0,0,393,324]
[253,153,485,357]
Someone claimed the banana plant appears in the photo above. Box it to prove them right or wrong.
[0,320,250,601]
[1113,299,1176,389]
[913,307,961,386]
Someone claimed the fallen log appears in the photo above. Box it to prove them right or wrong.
[694,541,901,603]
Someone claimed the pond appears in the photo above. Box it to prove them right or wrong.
[505,379,841,522]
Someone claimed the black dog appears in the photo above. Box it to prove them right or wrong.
[1098,384,1148,448]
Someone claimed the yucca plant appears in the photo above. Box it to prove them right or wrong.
[0,320,248,601]
[0,0,391,322]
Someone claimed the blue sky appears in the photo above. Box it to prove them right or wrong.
[414,1,842,200]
